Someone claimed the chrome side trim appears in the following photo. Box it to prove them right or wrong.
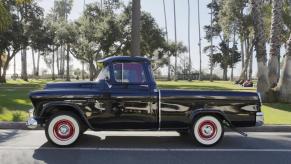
[158,89,161,131]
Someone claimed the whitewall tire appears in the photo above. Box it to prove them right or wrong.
[191,115,224,146]
[45,112,81,147]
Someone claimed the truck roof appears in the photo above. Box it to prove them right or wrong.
[97,56,150,64]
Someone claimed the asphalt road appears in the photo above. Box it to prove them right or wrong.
[1,130,291,164]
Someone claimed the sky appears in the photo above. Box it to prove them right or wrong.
[8,0,257,78]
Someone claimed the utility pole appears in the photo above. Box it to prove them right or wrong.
[197,0,202,81]
[173,0,178,81]
[163,0,171,81]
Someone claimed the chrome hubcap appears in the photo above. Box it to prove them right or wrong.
[203,125,213,136]
[59,125,69,135]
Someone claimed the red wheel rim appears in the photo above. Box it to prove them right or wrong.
[198,120,217,141]
[53,119,75,141]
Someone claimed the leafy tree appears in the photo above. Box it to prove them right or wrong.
[0,1,24,83]
[53,0,74,78]
[71,2,121,81]
[16,0,44,81]
[204,41,240,80]
[204,0,241,81]
[0,1,11,32]
[71,2,171,81]
[55,20,77,81]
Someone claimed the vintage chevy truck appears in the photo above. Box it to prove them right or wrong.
[27,56,263,147]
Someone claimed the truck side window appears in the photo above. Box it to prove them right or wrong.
[113,62,146,84]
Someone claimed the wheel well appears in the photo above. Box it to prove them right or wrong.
[193,112,228,124]
[43,106,88,128]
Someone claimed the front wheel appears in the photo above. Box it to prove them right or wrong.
[191,115,224,147]
[45,112,81,147]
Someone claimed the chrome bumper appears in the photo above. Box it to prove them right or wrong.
[26,109,38,129]
[256,112,264,126]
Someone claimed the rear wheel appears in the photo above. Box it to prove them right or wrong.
[191,115,224,147]
[45,112,81,147]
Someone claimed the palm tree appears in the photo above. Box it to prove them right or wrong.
[268,0,283,88]
[210,0,214,82]
[197,0,202,81]
[276,34,291,103]
[173,0,178,81]
[187,0,192,81]
[250,0,270,100]
[81,0,86,80]
[131,0,141,56]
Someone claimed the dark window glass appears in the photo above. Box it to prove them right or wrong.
[113,62,146,83]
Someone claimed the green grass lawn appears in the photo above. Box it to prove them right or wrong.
[0,80,290,124]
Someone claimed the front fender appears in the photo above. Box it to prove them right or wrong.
[40,101,94,129]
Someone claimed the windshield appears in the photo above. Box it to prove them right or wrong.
[96,65,110,81]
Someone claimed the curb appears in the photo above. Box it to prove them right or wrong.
[0,122,291,132]
[0,122,43,130]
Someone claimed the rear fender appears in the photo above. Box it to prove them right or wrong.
[190,109,233,127]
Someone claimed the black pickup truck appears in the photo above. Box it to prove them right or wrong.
[27,56,263,147]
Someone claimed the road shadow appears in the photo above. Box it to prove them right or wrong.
[32,133,291,164]
[0,130,21,143]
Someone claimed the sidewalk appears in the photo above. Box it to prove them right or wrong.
[0,121,290,132]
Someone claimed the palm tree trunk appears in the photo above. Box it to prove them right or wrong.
[276,34,291,103]
[32,48,35,76]
[163,0,171,81]
[173,0,178,81]
[187,0,191,81]
[21,48,28,81]
[268,0,283,88]
[52,45,55,80]
[36,51,40,76]
[198,0,202,81]
[66,44,70,81]
[13,53,16,80]
[56,47,60,75]
[250,0,270,100]
[210,0,214,82]
[248,46,254,80]
[82,61,85,80]
[131,0,141,56]
[241,37,245,71]
[223,67,228,81]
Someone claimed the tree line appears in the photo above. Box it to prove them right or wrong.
[0,0,187,83]
[203,0,291,103]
